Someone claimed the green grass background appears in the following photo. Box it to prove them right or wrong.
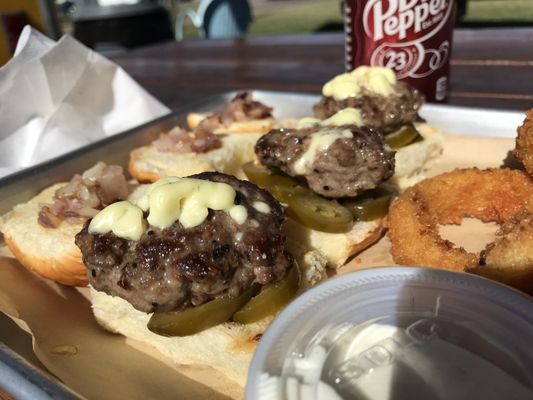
[248,0,342,35]
[178,0,533,39]
[464,0,533,22]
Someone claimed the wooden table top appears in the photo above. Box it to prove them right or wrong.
[111,27,533,112]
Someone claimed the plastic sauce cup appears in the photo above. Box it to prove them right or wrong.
[245,267,533,400]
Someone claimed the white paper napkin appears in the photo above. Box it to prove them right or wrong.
[0,26,170,178]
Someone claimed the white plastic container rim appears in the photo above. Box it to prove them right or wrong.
[245,266,533,399]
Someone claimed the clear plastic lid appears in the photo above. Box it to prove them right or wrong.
[245,267,533,400]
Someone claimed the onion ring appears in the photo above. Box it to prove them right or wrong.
[515,109,533,176]
[467,211,533,294]
[388,168,533,272]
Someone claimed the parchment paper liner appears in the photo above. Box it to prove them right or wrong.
[0,133,517,399]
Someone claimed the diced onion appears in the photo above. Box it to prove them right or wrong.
[38,162,129,228]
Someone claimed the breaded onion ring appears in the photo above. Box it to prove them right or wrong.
[388,168,533,272]
[467,211,533,294]
[515,109,533,176]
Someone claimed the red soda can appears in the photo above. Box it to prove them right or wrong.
[345,0,455,102]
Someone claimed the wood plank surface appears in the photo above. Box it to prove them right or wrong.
[111,28,533,112]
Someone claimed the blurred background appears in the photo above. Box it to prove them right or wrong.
[1,0,532,64]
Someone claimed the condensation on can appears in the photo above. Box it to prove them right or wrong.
[345,0,455,102]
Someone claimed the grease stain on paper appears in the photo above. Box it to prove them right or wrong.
[51,344,78,356]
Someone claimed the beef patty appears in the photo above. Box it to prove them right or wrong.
[255,125,395,198]
[75,172,294,313]
[313,82,423,133]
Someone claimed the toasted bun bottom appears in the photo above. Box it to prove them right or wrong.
[283,218,385,269]
[90,287,271,387]
[0,183,88,286]
[391,122,443,189]
[128,134,261,183]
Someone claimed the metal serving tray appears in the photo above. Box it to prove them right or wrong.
[0,90,525,399]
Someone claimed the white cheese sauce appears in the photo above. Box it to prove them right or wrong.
[90,177,247,239]
[253,201,271,214]
[322,66,397,100]
[293,128,353,174]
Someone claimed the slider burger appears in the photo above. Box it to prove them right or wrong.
[310,66,442,189]
[187,91,278,134]
[313,65,422,133]
[244,66,443,269]
[74,172,300,386]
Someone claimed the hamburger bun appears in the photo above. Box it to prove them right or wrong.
[90,286,271,387]
[0,183,87,286]
[128,133,261,183]
[392,122,443,189]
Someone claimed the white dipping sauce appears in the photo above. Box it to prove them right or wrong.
[280,322,533,400]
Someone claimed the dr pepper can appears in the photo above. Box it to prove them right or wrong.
[345,0,455,102]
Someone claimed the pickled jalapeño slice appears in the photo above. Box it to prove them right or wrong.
[342,183,397,222]
[243,162,353,233]
[385,123,423,149]
[233,265,300,324]
[147,285,257,337]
